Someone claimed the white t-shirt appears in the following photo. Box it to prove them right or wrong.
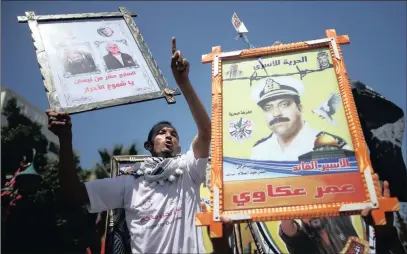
[85,147,208,254]
[251,122,319,161]
[251,122,352,161]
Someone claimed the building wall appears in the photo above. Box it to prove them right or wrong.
[1,87,59,160]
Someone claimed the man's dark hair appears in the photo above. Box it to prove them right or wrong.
[258,94,301,109]
[147,121,178,142]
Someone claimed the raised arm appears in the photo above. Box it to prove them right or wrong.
[171,37,211,159]
[46,110,126,212]
[46,109,89,204]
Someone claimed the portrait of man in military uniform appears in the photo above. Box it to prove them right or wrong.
[250,76,351,161]
[61,48,98,76]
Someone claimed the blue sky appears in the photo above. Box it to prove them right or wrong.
[2,1,406,169]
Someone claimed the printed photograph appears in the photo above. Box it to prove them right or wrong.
[57,42,100,78]
[95,40,140,71]
[97,26,114,37]
[220,48,368,213]
[221,48,358,182]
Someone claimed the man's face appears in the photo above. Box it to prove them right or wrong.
[261,96,303,139]
[151,127,180,157]
[107,44,120,54]
[302,218,327,231]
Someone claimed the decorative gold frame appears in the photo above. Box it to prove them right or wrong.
[195,29,399,238]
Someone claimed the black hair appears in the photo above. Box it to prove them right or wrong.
[258,94,301,109]
[146,121,177,143]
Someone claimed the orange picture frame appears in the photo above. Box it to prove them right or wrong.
[195,29,399,238]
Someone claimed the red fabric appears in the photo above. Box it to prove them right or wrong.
[100,238,105,254]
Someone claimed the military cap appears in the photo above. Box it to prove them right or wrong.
[251,76,305,105]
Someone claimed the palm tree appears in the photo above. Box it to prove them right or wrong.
[93,143,139,179]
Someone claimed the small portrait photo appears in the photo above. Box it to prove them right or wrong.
[97,27,114,37]
[58,43,99,77]
[226,63,243,79]
[317,51,333,70]
[95,40,139,71]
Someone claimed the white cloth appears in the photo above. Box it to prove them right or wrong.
[134,156,185,187]
[85,145,208,254]
[251,122,319,161]
[113,53,124,66]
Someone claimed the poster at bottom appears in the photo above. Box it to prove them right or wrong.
[200,182,375,254]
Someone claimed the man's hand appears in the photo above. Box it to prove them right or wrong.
[169,36,211,158]
[46,109,72,139]
[361,173,394,228]
[171,37,190,85]
[200,202,234,254]
[46,109,88,205]
[280,220,298,237]
[361,174,405,253]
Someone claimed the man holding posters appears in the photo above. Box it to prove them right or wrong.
[46,37,228,254]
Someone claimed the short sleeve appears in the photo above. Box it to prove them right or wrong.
[84,175,131,213]
[184,143,209,185]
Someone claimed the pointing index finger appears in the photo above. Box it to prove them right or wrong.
[172,37,176,55]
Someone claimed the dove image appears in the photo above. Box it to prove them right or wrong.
[312,93,342,126]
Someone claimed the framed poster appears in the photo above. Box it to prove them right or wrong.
[18,7,180,114]
[196,29,399,238]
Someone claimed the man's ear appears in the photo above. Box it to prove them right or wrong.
[298,104,303,112]
[144,141,152,152]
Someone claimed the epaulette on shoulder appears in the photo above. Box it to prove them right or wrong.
[253,133,273,147]
[316,131,347,148]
